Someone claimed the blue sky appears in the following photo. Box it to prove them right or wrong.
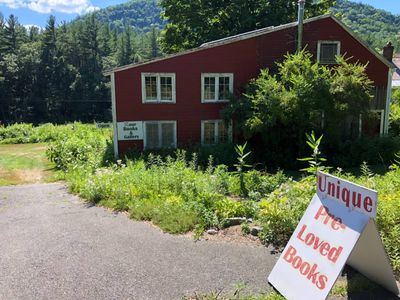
[0,0,399,27]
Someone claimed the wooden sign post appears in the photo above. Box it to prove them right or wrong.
[268,171,399,300]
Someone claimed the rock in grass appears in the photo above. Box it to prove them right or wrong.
[223,217,247,228]
[206,229,219,235]
[250,226,262,236]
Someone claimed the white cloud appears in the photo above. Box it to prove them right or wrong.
[0,0,99,14]
[0,0,25,9]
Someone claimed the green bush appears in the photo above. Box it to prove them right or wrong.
[390,101,400,136]
[46,123,112,171]
[257,177,314,248]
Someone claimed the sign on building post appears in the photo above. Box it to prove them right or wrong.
[117,121,143,141]
[268,171,399,300]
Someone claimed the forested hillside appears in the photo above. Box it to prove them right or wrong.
[0,3,160,124]
[332,0,400,51]
[0,0,399,125]
[76,0,165,32]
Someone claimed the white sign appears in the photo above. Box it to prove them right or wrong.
[117,121,143,141]
[268,171,399,300]
[317,172,377,218]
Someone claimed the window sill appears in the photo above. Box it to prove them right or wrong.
[201,100,230,103]
[142,100,176,104]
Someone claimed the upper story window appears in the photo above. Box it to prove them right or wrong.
[317,41,341,64]
[144,120,177,149]
[201,120,232,145]
[141,73,176,103]
[201,73,234,103]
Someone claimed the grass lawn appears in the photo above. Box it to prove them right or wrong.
[0,143,57,186]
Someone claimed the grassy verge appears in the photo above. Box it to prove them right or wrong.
[0,143,57,186]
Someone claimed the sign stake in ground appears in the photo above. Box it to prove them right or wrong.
[268,171,399,300]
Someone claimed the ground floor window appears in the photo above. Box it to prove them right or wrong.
[144,121,177,149]
[361,109,384,137]
[201,120,232,145]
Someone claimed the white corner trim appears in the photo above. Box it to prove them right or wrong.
[384,69,394,135]
[111,73,119,158]
[201,73,234,103]
[141,73,176,104]
[317,40,341,64]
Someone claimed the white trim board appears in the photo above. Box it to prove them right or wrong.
[110,73,119,158]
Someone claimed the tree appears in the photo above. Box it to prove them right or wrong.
[149,25,159,58]
[224,51,373,166]
[3,14,24,54]
[160,0,335,53]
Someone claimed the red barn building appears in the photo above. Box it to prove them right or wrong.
[105,15,395,157]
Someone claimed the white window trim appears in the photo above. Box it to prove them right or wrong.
[141,73,176,103]
[201,73,234,103]
[317,41,341,64]
[143,120,177,149]
[201,120,233,145]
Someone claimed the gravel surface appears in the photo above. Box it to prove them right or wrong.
[0,183,398,300]
[0,183,276,300]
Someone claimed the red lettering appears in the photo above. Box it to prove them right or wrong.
[283,245,297,263]
[316,275,328,290]
[341,188,350,207]
[300,262,311,275]
[328,246,343,263]
[314,206,346,231]
[282,245,328,290]
[319,243,330,256]
[364,196,373,213]
[307,264,320,283]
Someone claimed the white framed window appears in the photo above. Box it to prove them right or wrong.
[360,109,384,137]
[201,120,232,145]
[317,41,341,64]
[141,73,176,103]
[201,73,234,103]
[144,121,177,149]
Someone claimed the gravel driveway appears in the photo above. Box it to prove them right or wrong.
[1,183,398,300]
[0,183,276,300]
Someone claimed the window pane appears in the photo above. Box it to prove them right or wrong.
[160,76,173,101]
[218,77,230,100]
[320,43,338,64]
[204,77,215,100]
[146,123,159,149]
[145,76,158,100]
[203,122,216,145]
[161,123,175,148]
[217,121,229,143]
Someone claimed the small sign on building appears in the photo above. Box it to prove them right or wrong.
[117,121,143,141]
[268,171,399,300]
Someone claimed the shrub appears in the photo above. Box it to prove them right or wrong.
[46,123,112,171]
[257,177,314,248]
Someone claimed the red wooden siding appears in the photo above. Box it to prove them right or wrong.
[114,16,389,153]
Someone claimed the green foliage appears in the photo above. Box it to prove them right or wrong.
[0,3,164,125]
[258,177,314,248]
[332,0,400,52]
[298,131,328,174]
[234,143,252,197]
[160,0,334,53]
[328,136,400,167]
[224,50,374,168]
[390,96,400,136]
